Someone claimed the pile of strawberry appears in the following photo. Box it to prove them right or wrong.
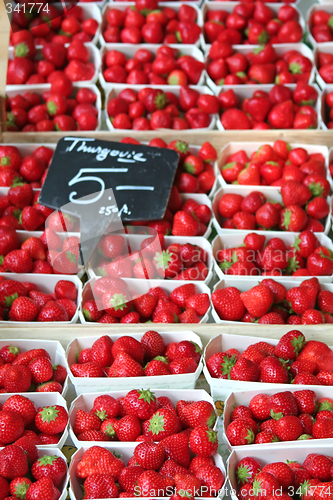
[234,453,333,500]
[207,43,313,86]
[218,82,319,130]
[5,83,99,132]
[217,189,328,233]
[8,39,96,86]
[70,331,202,376]
[323,90,333,128]
[0,145,53,188]
[72,388,216,443]
[212,278,333,325]
[10,4,99,46]
[124,195,212,237]
[226,389,333,446]
[103,46,204,86]
[0,343,67,393]
[0,277,78,322]
[0,444,67,500]
[206,330,333,384]
[74,435,224,498]
[82,277,210,324]
[215,230,333,277]
[0,226,80,275]
[107,86,217,131]
[103,0,201,45]
[0,395,68,445]
[220,141,330,189]
[120,137,217,195]
[317,52,333,84]
[91,233,209,281]
[204,2,303,46]
[309,8,333,43]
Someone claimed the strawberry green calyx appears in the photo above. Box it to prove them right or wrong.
[190,341,202,355]
[154,93,167,110]
[207,410,216,428]
[153,250,173,270]
[6,113,15,124]
[220,354,237,379]
[282,209,292,230]
[39,406,60,423]
[291,334,305,354]
[14,42,30,58]
[300,480,313,497]
[109,293,128,311]
[4,292,18,308]
[258,30,268,45]
[253,45,265,55]
[174,141,189,155]
[0,156,11,166]
[83,309,92,321]
[138,388,156,403]
[148,411,166,435]
[177,490,193,498]
[222,162,236,171]
[95,409,108,421]
[236,464,254,485]
[220,251,238,271]
[0,256,4,266]
[289,62,302,75]
[245,428,255,444]
[205,428,218,444]
[297,434,312,440]
[37,455,58,466]
[292,236,301,252]
[104,423,116,438]
[308,181,324,197]
[12,479,31,499]
[47,100,58,116]
[175,31,182,43]
[318,400,333,412]
[8,344,20,356]
[320,249,333,261]
[252,479,263,496]
[328,16,333,30]
[271,410,283,421]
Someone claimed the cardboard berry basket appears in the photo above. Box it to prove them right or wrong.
[217,141,331,189]
[79,277,211,325]
[99,2,203,48]
[0,392,69,449]
[205,43,316,94]
[223,385,333,452]
[212,186,331,236]
[87,235,214,285]
[104,85,218,132]
[227,444,332,500]
[4,84,102,131]
[215,83,323,131]
[69,388,216,448]
[314,44,333,91]
[7,43,101,88]
[211,232,333,281]
[200,2,305,53]
[99,44,207,90]
[0,273,82,325]
[203,332,332,400]
[66,331,204,394]
[0,338,69,397]
[211,277,333,324]
[69,444,227,500]
[320,84,333,130]
[306,4,333,49]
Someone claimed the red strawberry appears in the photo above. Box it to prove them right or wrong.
[108,353,144,378]
[83,474,118,499]
[93,395,119,421]
[211,287,245,321]
[134,441,165,470]
[181,400,216,429]
[141,330,166,360]
[35,405,68,435]
[112,336,144,364]
[0,410,24,444]
[160,432,190,468]
[261,462,295,490]
[28,356,53,384]
[114,414,141,441]
[73,409,101,435]
[226,419,255,446]
[31,454,67,487]
[70,362,104,378]
[124,389,158,420]
[240,284,274,318]
[274,330,305,360]
[303,454,333,481]
[267,391,298,419]
[90,335,114,367]
[26,477,61,500]
[76,446,125,479]
[142,408,181,441]
[259,356,290,384]
[189,426,218,457]
[3,394,36,425]
[274,415,304,441]
[0,444,28,480]
[236,457,262,485]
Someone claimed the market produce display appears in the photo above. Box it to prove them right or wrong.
[225,388,333,445]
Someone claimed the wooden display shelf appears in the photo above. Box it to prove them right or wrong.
[1,324,332,349]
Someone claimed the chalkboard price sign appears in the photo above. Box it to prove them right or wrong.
[39,137,179,264]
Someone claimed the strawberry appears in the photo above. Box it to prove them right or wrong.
[286,286,317,315]
[119,466,145,493]
[211,287,245,321]
[174,472,202,497]
[153,249,182,278]
[0,444,28,480]
[124,389,158,420]
[293,372,322,385]
[189,426,218,457]
[230,358,259,381]
[312,418,333,439]
[0,410,24,444]
[255,431,279,444]
[141,331,166,360]
[108,353,144,378]
[160,432,190,468]
[281,181,312,207]
[70,362,104,378]
[262,462,295,490]
[240,284,274,318]
[112,336,144,364]
[31,454,67,487]
[35,405,68,435]
[307,251,333,277]
[279,205,308,232]
[274,415,304,441]
[181,400,216,429]
[159,459,188,478]
[259,356,290,384]
[37,302,68,322]
[133,293,158,320]
[231,406,253,422]
[3,394,36,425]
[274,330,305,360]
[179,308,201,323]
[90,335,114,367]
[252,471,281,498]
[303,454,333,481]
[0,344,20,363]
[102,289,131,318]
[185,294,210,316]
[114,414,141,441]
[3,365,32,392]
[172,211,199,236]
[169,357,197,374]
[26,477,61,500]
[137,469,174,497]
[290,360,317,377]
[73,409,101,435]
[170,283,196,308]
[9,477,32,499]
[292,230,319,258]
[297,340,331,363]
[226,419,255,446]
[134,441,165,470]
[77,446,125,479]
[195,464,224,495]
[142,408,181,441]
[93,395,119,421]
[236,457,262,485]
[83,474,118,499]
[29,356,53,384]
[145,359,171,376]
[206,352,237,379]
[298,413,315,435]
[293,390,317,414]
[8,296,39,322]
[267,391,298,418]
